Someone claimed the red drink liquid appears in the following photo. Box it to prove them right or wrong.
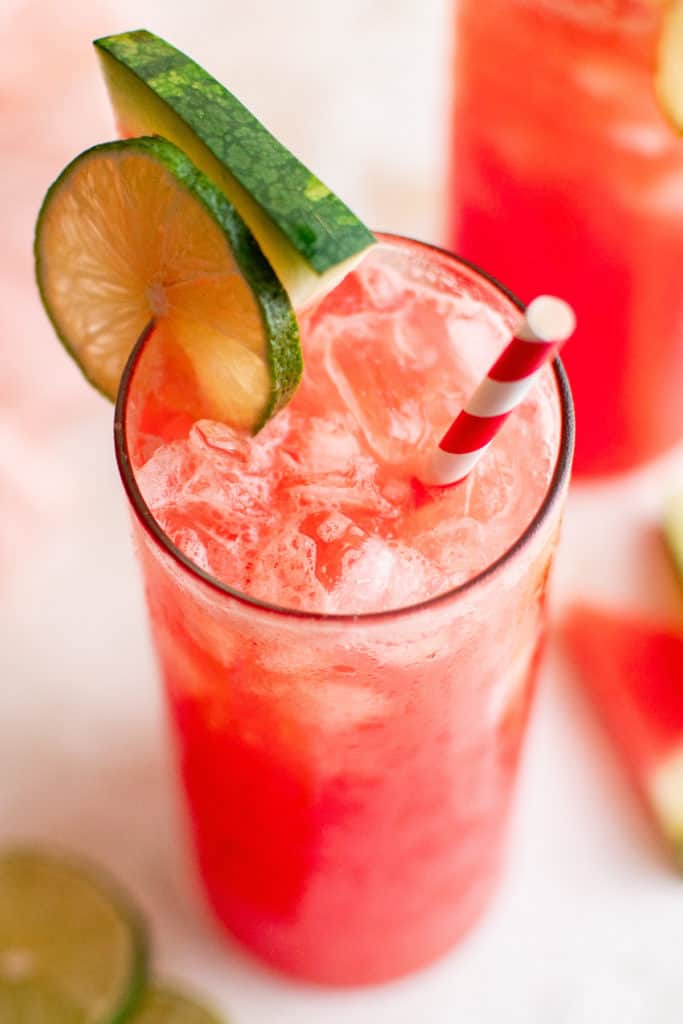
[450,0,683,475]
[116,236,572,984]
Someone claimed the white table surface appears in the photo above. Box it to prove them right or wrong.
[3,2,683,1021]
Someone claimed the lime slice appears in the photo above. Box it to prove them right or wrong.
[0,849,147,1023]
[129,985,225,1023]
[655,0,683,131]
[35,136,301,431]
[93,29,376,309]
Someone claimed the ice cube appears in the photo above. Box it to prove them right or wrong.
[315,511,357,543]
[330,536,433,613]
[403,488,488,587]
[284,414,363,477]
[299,511,371,591]
[137,439,203,510]
[280,417,396,520]
[461,443,519,523]
[171,527,212,573]
[323,316,431,464]
[356,258,409,313]
[249,527,330,611]
[190,413,290,475]
[140,433,273,520]
[447,310,506,383]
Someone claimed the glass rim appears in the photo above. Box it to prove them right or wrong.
[114,232,575,625]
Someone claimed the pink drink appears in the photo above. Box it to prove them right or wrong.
[450,0,683,476]
[116,236,572,984]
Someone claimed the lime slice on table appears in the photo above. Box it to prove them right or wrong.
[35,135,300,431]
[93,29,376,310]
[655,0,683,131]
[0,849,147,1023]
[129,985,225,1023]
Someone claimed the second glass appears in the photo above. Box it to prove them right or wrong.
[449,0,683,476]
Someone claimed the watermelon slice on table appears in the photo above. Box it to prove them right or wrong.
[562,604,683,870]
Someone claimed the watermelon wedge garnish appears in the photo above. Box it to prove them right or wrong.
[562,604,683,870]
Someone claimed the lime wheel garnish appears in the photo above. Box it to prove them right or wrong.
[35,136,301,431]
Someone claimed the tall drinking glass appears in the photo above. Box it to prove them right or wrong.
[115,236,573,985]
[450,0,683,476]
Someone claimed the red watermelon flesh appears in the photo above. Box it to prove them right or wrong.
[562,604,683,870]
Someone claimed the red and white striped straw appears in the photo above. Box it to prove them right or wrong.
[420,295,576,487]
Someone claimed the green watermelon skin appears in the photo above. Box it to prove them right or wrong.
[94,30,375,301]
[562,604,683,870]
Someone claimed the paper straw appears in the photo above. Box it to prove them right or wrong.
[420,296,576,487]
